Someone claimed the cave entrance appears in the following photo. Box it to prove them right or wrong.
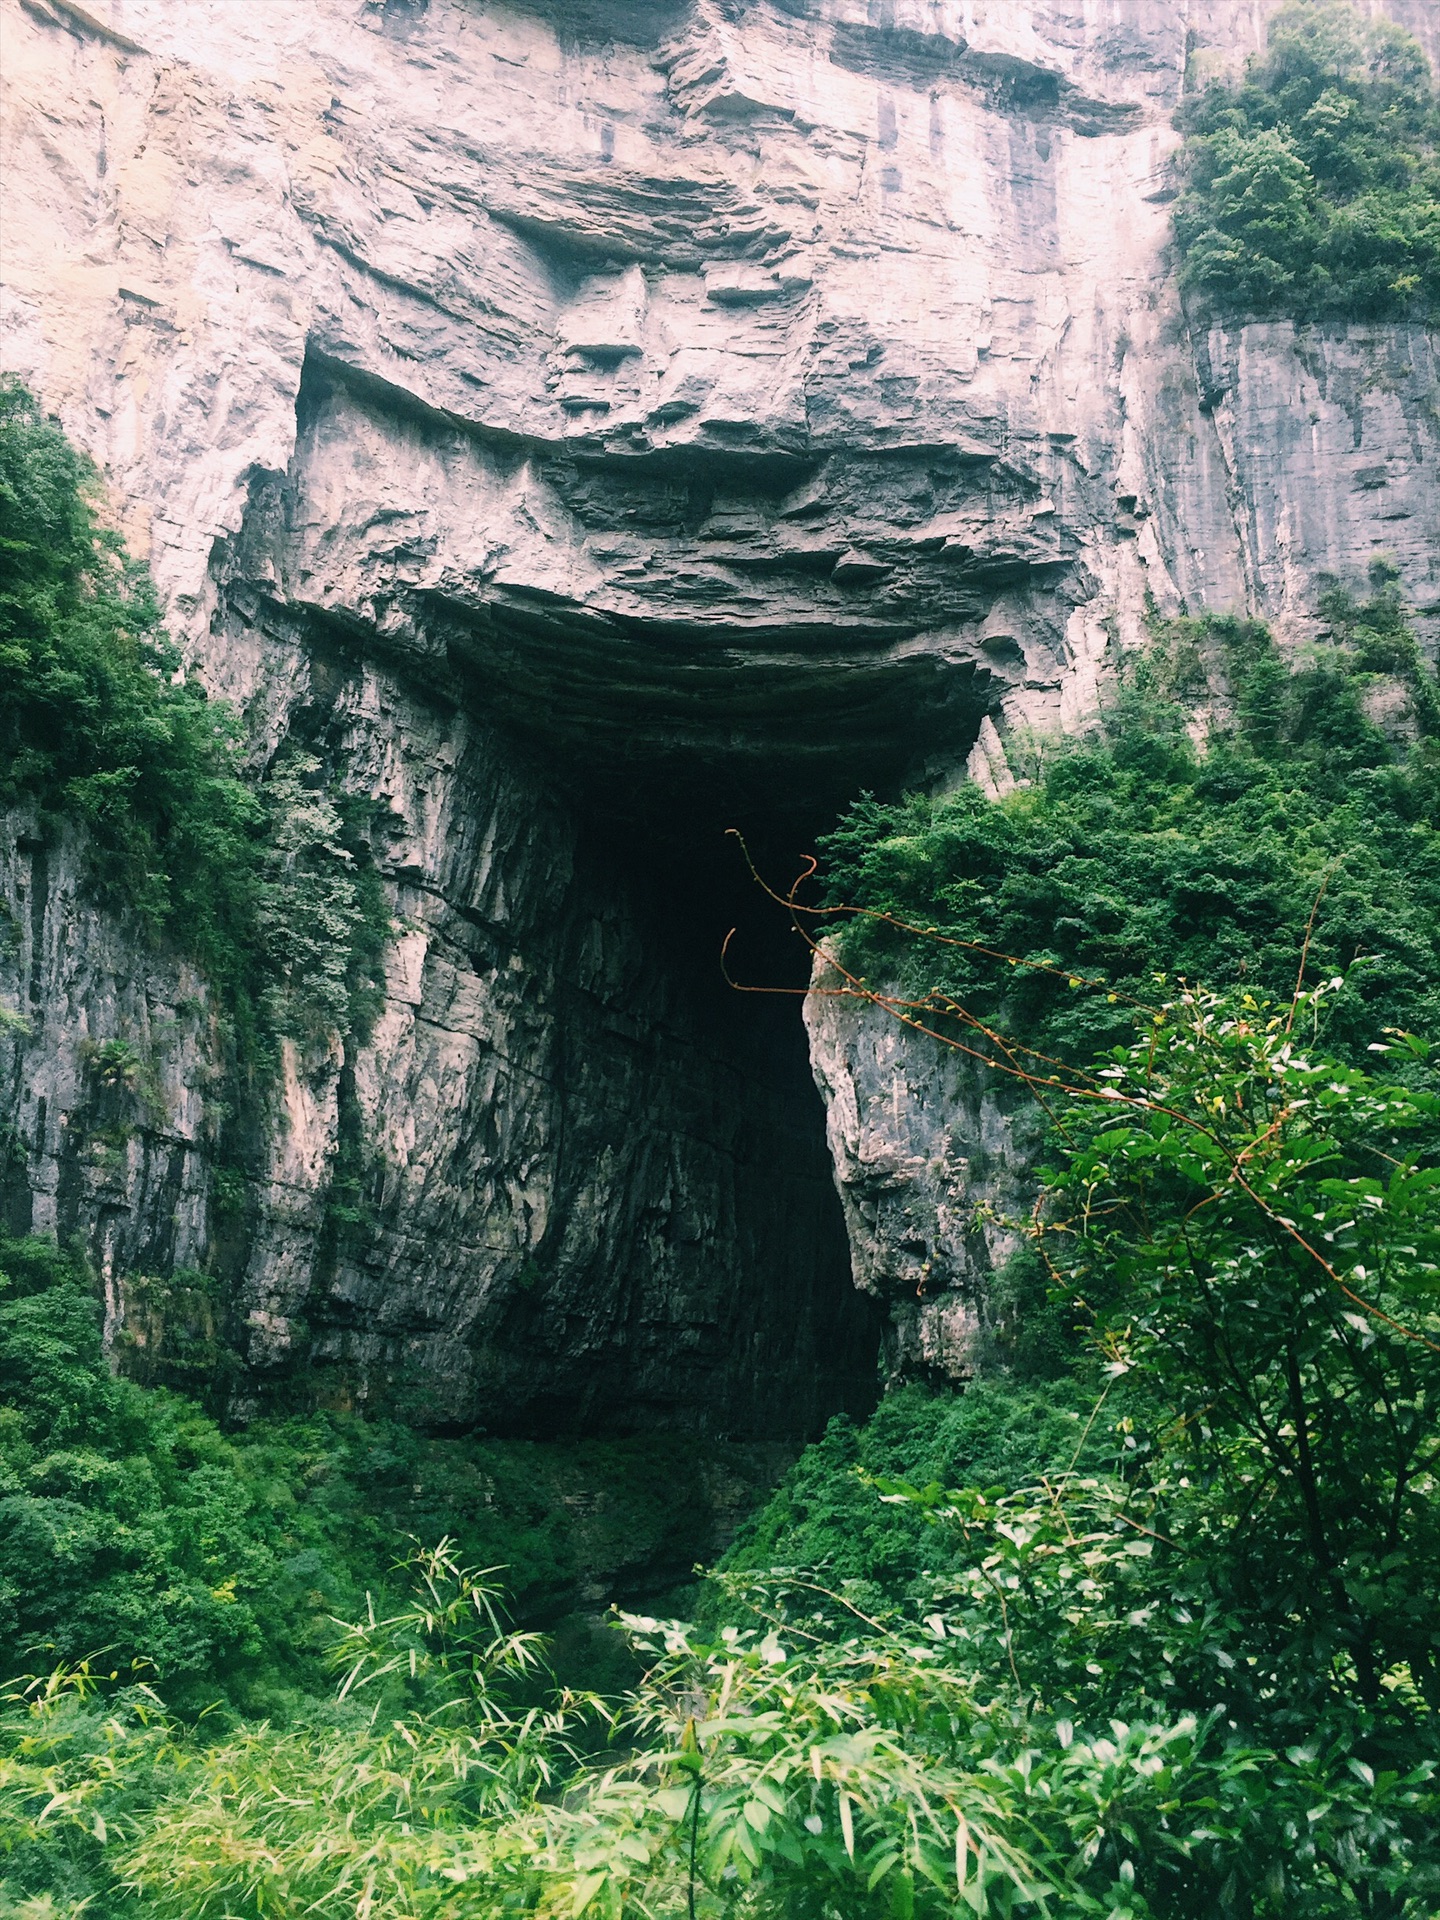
[433,594,997,1442]
[437,578,1002,1006]
[277,362,1008,1442]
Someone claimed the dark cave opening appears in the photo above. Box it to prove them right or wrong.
[466,743,884,1442]
[270,362,1006,1440]
[438,583,1000,1010]
[428,605,998,1441]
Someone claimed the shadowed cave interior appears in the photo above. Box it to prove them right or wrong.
[432,590,998,1438]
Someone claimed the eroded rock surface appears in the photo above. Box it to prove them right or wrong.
[805,955,1039,1384]
[2,0,1438,1411]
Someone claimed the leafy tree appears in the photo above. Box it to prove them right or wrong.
[1040,982,1440,1731]
[1175,1,1440,321]
[1178,127,1325,312]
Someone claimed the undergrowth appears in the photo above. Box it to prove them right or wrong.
[0,1234,736,1717]
[6,987,1440,1915]
[710,1375,1105,1624]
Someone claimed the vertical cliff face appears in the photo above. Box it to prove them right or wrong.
[804,956,1042,1386]
[1,0,1437,1420]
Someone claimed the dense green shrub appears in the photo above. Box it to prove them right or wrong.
[712,1377,1104,1621]
[818,588,1440,1072]
[0,1233,752,1716]
[0,379,387,1055]
[1175,0,1440,321]
[1041,984,1440,1731]
[0,1236,304,1714]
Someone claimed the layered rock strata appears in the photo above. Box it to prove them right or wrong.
[804,957,1040,1385]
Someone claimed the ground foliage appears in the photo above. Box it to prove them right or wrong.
[5,1534,1428,1920]
[0,1233,741,1721]
[710,1377,1109,1622]
[4,987,1440,1915]
[0,379,387,1058]
[1174,0,1440,321]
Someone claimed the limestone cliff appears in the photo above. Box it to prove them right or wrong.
[1,0,1437,1421]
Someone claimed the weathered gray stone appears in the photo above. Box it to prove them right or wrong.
[805,953,1040,1385]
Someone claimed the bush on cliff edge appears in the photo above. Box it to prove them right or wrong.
[1175,0,1440,321]
[0,378,388,1057]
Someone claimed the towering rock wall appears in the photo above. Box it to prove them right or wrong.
[1,0,1437,1419]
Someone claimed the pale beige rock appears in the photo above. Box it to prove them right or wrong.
[804,949,1038,1384]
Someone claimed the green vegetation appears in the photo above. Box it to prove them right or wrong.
[0,379,387,1057]
[1046,985,1440,1727]
[7,307,1440,1912]
[818,580,1440,1070]
[0,1233,751,1723]
[10,576,1440,1906]
[711,1377,1105,1617]
[711,981,1440,1912]
[1175,0,1440,321]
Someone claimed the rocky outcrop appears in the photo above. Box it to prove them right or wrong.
[804,955,1040,1384]
[0,628,880,1437]
[2,0,1438,1412]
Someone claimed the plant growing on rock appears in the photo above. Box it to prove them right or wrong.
[815,593,1440,1072]
[76,1037,145,1090]
[0,379,389,1065]
[1175,0,1440,322]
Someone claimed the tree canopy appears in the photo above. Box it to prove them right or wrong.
[1175,0,1440,321]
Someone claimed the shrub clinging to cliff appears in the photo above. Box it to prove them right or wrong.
[817,593,1440,1072]
[0,379,389,1054]
[1175,0,1440,321]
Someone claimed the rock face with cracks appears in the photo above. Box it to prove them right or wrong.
[1,0,1439,1414]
